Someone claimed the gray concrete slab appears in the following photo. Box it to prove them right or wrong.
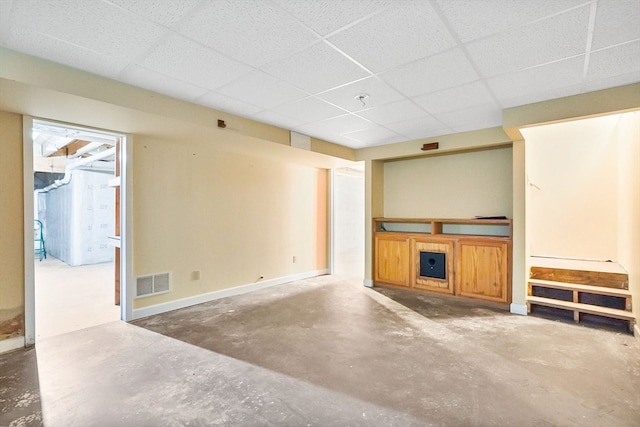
[2,274,639,426]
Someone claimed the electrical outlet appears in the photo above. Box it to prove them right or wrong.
[191,270,200,281]
[292,256,296,263]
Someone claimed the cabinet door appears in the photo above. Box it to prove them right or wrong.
[456,239,510,303]
[375,234,411,287]
[413,239,455,294]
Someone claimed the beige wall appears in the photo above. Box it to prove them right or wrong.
[133,135,328,308]
[615,112,640,326]
[523,115,621,260]
[0,111,24,340]
[0,48,348,334]
[384,147,513,219]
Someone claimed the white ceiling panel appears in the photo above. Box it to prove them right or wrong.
[177,0,318,68]
[466,5,590,78]
[328,1,456,72]
[274,0,390,36]
[107,0,202,28]
[6,0,165,61]
[216,71,308,110]
[264,41,370,94]
[120,65,209,101]
[251,110,305,129]
[295,114,373,136]
[413,81,495,115]
[197,92,264,117]
[385,115,450,140]
[487,56,585,107]
[272,96,346,124]
[381,48,479,97]
[140,34,253,91]
[1,0,639,150]
[357,99,427,125]
[0,26,125,77]
[342,126,405,146]
[317,76,403,112]
[591,0,640,50]
[434,103,503,131]
[587,41,640,83]
[435,0,587,43]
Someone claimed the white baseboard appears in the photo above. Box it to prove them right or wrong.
[132,269,328,320]
[0,336,24,354]
[510,303,528,316]
[363,279,374,288]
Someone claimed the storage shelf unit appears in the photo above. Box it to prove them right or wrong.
[373,218,512,304]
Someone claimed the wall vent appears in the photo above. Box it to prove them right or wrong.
[136,272,171,298]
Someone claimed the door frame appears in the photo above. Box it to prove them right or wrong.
[23,116,134,345]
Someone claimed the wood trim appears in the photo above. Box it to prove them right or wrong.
[530,267,629,289]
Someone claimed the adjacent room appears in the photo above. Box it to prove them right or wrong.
[0,1,638,426]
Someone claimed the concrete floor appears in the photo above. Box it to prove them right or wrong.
[35,257,119,339]
[1,273,639,426]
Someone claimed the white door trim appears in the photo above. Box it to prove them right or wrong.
[23,118,133,346]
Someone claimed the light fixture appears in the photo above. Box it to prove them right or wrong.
[355,93,369,107]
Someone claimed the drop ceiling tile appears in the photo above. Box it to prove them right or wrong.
[316,76,403,112]
[274,0,390,36]
[433,102,503,130]
[1,27,124,77]
[381,48,479,97]
[328,1,456,72]
[196,93,264,117]
[413,81,494,114]
[357,99,427,125]
[251,110,305,129]
[486,56,585,107]
[295,114,373,136]
[272,96,346,124]
[466,5,590,78]
[583,71,640,93]
[107,0,201,27]
[592,0,640,50]
[587,41,640,82]
[435,0,587,43]
[120,65,209,100]
[215,71,308,110]
[384,115,450,140]
[341,126,404,146]
[140,34,253,91]
[7,0,165,61]
[263,41,369,94]
[176,0,318,67]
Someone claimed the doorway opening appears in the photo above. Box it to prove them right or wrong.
[332,162,365,280]
[28,119,126,340]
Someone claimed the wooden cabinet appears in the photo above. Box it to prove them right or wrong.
[374,234,411,287]
[456,239,510,303]
[373,218,512,305]
[413,238,454,294]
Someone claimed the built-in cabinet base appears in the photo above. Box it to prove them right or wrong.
[374,218,512,304]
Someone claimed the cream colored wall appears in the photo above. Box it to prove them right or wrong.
[383,147,513,218]
[0,111,24,341]
[615,112,640,327]
[0,48,348,324]
[133,136,328,308]
[522,115,620,260]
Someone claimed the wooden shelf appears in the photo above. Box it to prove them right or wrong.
[373,217,512,304]
[527,296,635,321]
[529,279,631,298]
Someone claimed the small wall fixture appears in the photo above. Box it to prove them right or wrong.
[421,142,439,151]
[217,119,226,128]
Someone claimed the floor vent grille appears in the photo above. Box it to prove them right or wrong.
[136,272,171,297]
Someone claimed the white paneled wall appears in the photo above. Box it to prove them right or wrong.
[40,170,114,266]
